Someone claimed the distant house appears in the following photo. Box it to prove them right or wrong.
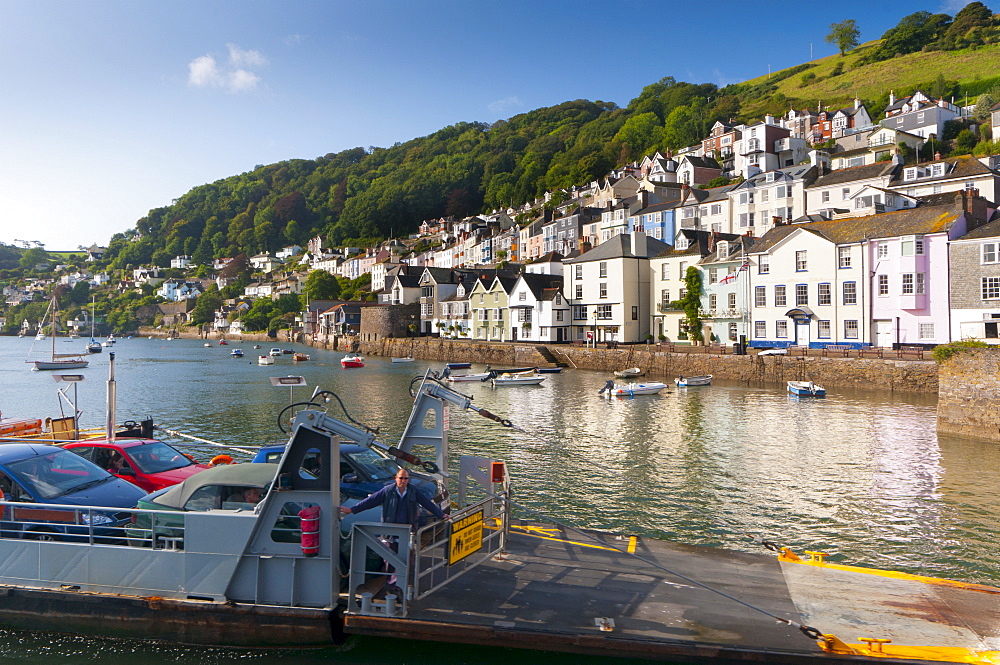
[249,253,282,272]
[157,278,203,302]
[276,245,303,260]
[170,256,192,270]
[85,245,107,261]
[882,90,961,140]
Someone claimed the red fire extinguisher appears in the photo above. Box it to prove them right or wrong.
[298,505,320,557]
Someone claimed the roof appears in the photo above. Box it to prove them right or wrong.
[750,197,969,252]
[808,162,898,188]
[564,233,671,263]
[519,273,563,300]
[890,155,996,185]
[150,463,279,510]
[954,214,1000,241]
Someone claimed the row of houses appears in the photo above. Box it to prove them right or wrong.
[327,189,996,350]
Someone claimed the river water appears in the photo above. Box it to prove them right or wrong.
[1,336,998,664]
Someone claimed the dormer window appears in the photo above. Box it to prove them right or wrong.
[716,241,729,258]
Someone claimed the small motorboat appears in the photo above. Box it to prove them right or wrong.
[675,375,713,387]
[204,343,212,347]
[293,352,310,362]
[282,349,294,355]
[219,340,228,346]
[341,355,365,368]
[536,367,563,374]
[269,348,282,357]
[258,355,274,366]
[391,357,415,363]
[491,371,545,387]
[446,362,472,370]
[253,344,261,349]
[490,366,537,375]
[230,349,244,358]
[599,380,668,397]
[614,367,643,378]
[444,371,492,382]
[788,381,826,397]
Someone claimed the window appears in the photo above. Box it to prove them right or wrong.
[760,190,769,203]
[710,204,722,215]
[519,291,526,301]
[919,323,935,340]
[661,289,670,306]
[575,284,583,300]
[574,265,582,279]
[599,262,607,278]
[758,254,770,274]
[983,277,1000,300]
[631,306,638,320]
[900,235,925,256]
[709,294,717,309]
[795,250,807,271]
[755,286,766,307]
[494,293,500,303]
[556,310,564,321]
[776,320,788,338]
[661,264,669,280]
[818,320,831,338]
[755,321,766,338]
[818,283,831,305]
[774,285,787,307]
[983,243,998,264]
[596,304,612,319]
[572,305,587,320]
[915,272,925,294]
[878,274,889,295]
[821,191,830,203]
[843,282,857,305]
[844,320,859,339]
[795,284,808,306]
[709,267,718,283]
[739,192,754,205]
[842,188,850,200]
[679,261,687,279]
[775,185,787,199]
[479,294,485,304]
[838,247,851,268]
[878,243,888,259]
[599,283,607,299]
[728,322,738,340]
[728,293,737,309]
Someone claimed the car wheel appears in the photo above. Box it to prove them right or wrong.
[29,530,58,542]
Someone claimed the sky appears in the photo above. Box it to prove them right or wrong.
[0,0,990,251]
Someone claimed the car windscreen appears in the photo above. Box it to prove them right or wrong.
[344,448,398,481]
[8,449,112,500]
[127,441,193,474]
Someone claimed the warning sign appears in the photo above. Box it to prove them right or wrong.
[448,509,484,565]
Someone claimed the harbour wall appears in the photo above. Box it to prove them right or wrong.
[356,338,940,394]
[937,349,1000,441]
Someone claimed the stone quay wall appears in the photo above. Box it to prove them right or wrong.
[353,338,939,394]
[937,349,1000,441]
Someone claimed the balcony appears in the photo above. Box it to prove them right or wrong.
[657,302,682,313]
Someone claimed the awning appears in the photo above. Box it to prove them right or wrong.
[784,307,815,320]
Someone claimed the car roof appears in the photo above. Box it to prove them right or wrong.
[0,442,70,462]
[66,439,159,450]
[150,463,278,509]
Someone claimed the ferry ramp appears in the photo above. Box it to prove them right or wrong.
[344,521,1000,664]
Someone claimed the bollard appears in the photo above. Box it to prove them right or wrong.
[385,593,397,616]
[360,592,373,614]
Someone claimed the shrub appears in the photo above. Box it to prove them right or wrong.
[932,340,991,364]
[800,72,817,86]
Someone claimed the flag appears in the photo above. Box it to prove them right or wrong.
[719,273,736,285]
[738,261,750,272]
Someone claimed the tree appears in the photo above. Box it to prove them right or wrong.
[19,247,50,271]
[304,270,341,300]
[826,19,860,56]
[190,285,223,325]
[672,267,704,343]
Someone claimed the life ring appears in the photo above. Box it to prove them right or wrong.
[210,454,234,466]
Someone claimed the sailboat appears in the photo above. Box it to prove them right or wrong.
[27,297,89,371]
[86,296,102,354]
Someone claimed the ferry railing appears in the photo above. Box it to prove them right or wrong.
[0,498,138,545]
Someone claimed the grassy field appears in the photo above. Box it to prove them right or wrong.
[740,40,1000,117]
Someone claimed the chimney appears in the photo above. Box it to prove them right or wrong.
[630,231,648,257]
[888,90,895,106]
[854,98,861,110]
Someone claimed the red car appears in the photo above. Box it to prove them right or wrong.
[63,439,212,492]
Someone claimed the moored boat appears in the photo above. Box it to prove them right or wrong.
[26,297,89,371]
[613,367,642,378]
[258,355,274,365]
[599,380,668,397]
[788,380,826,397]
[443,371,492,382]
[230,349,245,358]
[491,371,545,386]
[675,374,713,387]
[391,357,415,363]
[340,355,365,368]
[445,362,472,369]
[293,352,310,362]
[536,366,563,373]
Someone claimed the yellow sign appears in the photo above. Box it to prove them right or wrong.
[448,509,484,565]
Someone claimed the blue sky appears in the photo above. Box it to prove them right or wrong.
[0,0,989,251]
